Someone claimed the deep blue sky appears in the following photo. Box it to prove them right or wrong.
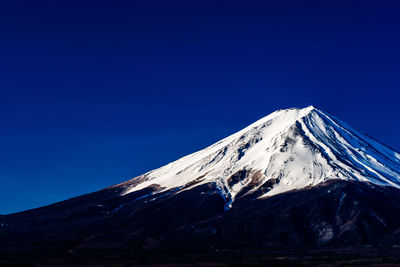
[1,0,400,214]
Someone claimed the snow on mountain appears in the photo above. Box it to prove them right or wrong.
[120,106,400,207]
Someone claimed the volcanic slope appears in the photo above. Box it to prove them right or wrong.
[117,106,400,208]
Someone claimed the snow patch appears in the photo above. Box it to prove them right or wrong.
[118,106,400,207]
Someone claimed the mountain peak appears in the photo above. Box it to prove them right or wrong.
[277,104,317,112]
[305,104,317,110]
[4,106,400,262]
[244,105,318,133]
[121,107,400,208]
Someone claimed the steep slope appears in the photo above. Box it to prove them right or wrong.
[118,106,400,208]
[2,106,400,265]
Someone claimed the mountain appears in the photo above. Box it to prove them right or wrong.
[116,105,400,205]
[1,106,400,265]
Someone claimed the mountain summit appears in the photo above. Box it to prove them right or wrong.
[2,106,400,264]
[117,106,400,208]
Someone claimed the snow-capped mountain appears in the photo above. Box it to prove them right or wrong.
[2,106,400,264]
[118,106,400,208]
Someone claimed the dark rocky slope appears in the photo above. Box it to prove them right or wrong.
[1,179,400,265]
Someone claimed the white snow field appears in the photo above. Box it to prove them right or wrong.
[119,106,400,206]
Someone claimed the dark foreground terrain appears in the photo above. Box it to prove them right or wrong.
[1,179,400,266]
[2,246,400,266]
[2,247,400,266]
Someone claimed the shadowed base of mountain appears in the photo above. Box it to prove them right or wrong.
[2,247,400,266]
[1,180,400,265]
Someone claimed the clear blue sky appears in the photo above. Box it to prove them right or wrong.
[1,0,400,214]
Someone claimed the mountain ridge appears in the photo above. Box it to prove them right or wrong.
[2,106,400,264]
[116,106,400,209]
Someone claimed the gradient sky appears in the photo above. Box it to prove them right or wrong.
[1,0,400,214]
